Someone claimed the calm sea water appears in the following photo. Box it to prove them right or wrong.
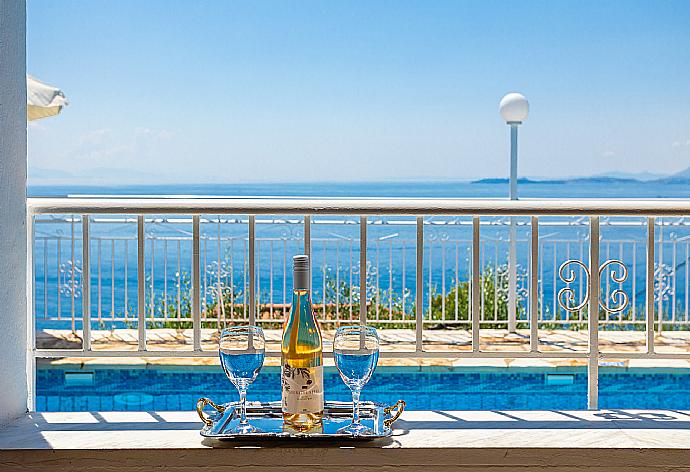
[27,179,690,199]
[30,181,690,330]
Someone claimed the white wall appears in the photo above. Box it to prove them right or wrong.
[0,0,27,426]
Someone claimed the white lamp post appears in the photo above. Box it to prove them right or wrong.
[499,93,529,333]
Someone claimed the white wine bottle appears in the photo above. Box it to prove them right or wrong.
[281,254,324,430]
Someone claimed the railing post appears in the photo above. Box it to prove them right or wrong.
[508,217,517,333]
[82,216,91,352]
[360,216,367,325]
[415,216,423,351]
[26,211,36,412]
[472,216,480,352]
[137,215,146,351]
[304,215,311,292]
[530,216,539,352]
[304,215,311,256]
[647,217,655,354]
[70,218,76,333]
[657,222,664,334]
[588,216,600,410]
[192,215,201,350]
[249,215,256,325]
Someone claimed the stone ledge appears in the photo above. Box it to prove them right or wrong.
[2,410,690,470]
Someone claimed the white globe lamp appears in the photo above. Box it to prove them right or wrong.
[499,92,529,124]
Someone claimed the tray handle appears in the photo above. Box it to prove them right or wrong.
[383,399,406,428]
[196,397,225,427]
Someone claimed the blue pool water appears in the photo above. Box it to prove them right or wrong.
[36,366,690,412]
[334,350,379,388]
[219,351,265,384]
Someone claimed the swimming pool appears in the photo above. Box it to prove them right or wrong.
[36,365,690,412]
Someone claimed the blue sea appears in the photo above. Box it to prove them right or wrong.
[26,179,690,199]
[29,180,690,330]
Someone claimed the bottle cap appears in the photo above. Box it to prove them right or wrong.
[293,255,309,271]
[293,255,310,290]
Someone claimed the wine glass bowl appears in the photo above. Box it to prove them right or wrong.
[219,325,265,434]
[333,325,380,436]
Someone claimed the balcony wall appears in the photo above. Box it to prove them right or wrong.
[0,0,27,426]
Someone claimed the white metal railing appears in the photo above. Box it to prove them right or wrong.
[26,197,690,411]
[31,217,689,327]
[31,222,690,326]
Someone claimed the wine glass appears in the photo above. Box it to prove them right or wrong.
[219,325,265,434]
[333,325,380,435]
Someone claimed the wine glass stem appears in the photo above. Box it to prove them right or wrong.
[239,387,248,425]
[351,389,361,425]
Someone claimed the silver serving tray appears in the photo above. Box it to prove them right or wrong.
[196,398,405,440]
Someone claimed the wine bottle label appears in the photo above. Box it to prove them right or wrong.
[281,363,324,414]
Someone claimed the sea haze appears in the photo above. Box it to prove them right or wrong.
[28,179,690,199]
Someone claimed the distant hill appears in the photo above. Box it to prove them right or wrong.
[568,176,639,184]
[29,166,161,186]
[658,166,690,184]
[472,177,565,185]
[473,176,637,185]
[472,168,690,186]
[594,171,666,181]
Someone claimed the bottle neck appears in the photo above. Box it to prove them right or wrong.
[283,287,322,355]
[289,289,315,327]
[293,269,309,291]
[292,289,311,306]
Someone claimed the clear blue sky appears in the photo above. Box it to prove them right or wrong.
[27,0,690,185]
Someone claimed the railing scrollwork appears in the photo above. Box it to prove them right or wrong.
[557,260,589,312]
[598,260,629,313]
[557,259,629,314]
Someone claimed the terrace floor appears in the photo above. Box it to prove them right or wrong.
[2,408,690,470]
[37,328,690,368]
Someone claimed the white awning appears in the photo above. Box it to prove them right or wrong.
[27,75,68,121]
